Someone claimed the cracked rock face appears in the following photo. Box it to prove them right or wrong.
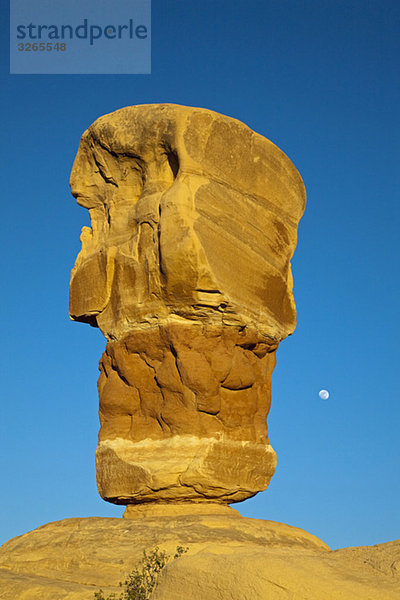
[69,104,306,504]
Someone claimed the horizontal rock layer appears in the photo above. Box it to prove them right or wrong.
[96,436,277,504]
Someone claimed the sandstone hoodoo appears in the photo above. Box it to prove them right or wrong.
[69,104,306,505]
[1,105,397,600]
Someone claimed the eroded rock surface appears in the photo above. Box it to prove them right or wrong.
[69,104,306,504]
[96,322,277,503]
[0,513,398,600]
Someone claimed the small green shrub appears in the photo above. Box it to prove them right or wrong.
[94,546,188,600]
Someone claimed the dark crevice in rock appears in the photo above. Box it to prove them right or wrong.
[157,203,167,282]
[92,152,119,187]
[162,145,179,179]
[221,383,253,391]
[169,342,182,380]
[71,313,99,328]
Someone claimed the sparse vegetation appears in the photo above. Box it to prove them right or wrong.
[94,546,188,600]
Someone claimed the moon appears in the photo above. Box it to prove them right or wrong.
[319,389,330,400]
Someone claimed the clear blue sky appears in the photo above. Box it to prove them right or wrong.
[1,0,399,550]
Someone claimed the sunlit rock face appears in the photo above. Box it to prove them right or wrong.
[69,104,306,504]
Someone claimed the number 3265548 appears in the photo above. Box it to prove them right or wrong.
[18,43,66,51]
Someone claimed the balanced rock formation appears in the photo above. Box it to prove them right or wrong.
[69,104,306,505]
[0,509,399,600]
[1,106,397,600]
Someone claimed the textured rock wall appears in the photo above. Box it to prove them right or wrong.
[69,104,306,504]
[96,323,277,503]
